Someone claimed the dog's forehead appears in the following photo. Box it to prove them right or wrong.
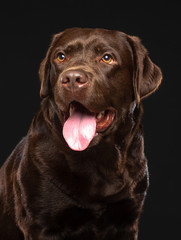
[53,28,128,52]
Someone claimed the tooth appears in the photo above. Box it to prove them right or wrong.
[97,111,105,119]
[97,113,102,119]
[69,104,73,116]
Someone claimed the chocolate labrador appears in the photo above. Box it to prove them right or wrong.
[0,28,162,240]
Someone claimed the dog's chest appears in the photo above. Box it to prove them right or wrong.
[37,197,134,239]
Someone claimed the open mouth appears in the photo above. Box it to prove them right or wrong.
[63,101,115,151]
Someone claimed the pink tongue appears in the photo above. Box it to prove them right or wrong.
[63,106,96,151]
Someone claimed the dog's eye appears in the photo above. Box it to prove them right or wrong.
[101,54,113,64]
[57,53,66,62]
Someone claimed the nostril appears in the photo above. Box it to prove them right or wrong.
[61,76,70,84]
[76,76,85,84]
[76,77,81,83]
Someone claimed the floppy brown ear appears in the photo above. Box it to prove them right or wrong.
[127,35,162,104]
[39,32,63,98]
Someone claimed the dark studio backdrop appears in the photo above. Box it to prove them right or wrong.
[0,1,180,239]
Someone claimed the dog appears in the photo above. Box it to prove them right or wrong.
[0,28,162,240]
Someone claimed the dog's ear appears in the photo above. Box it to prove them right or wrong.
[127,35,162,104]
[39,32,63,98]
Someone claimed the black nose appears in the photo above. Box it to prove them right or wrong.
[61,70,88,91]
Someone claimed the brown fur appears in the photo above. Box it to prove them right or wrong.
[0,28,162,240]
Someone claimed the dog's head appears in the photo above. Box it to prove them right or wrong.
[39,28,162,151]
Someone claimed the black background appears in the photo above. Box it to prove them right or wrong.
[0,1,180,239]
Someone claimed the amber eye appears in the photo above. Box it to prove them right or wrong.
[57,52,66,62]
[101,54,113,64]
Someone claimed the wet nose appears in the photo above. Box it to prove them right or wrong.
[61,70,88,91]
